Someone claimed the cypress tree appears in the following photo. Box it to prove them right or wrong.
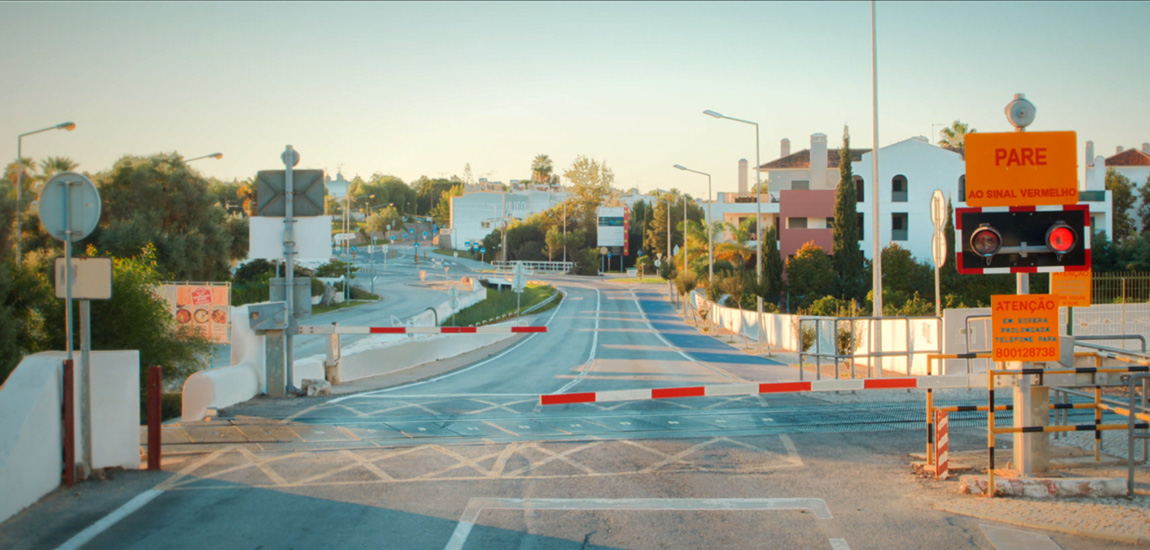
[832,126,866,301]
[762,224,784,306]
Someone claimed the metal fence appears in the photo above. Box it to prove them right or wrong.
[1094,271,1150,304]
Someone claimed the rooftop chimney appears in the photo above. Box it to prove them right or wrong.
[1085,141,1094,165]
[738,159,748,195]
[1143,143,1149,153]
[810,133,828,189]
[781,138,791,158]
[1117,146,1124,154]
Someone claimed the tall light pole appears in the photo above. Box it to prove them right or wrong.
[673,165,713,286]
[704,109,764,353]
[871,0,884,368]
[186,152,223,163]
[15,121,75,266]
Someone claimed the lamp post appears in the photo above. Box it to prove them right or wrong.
[185,152,223,163]
[704,109,765,354]
[673,164,713,286]
[15,121,75,266]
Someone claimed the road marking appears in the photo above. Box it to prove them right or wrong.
[980,524,1062,550]
[629,288,744,382]
[553,286,602,394]
[445,497,835,550]
[55,447,235,550]
[829,538,852,550]
[54,490,163,550]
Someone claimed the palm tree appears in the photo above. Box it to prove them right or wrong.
[938,121,976,156]
[39,156,79,177]
[714,218,755,267]
[531,154,553,185]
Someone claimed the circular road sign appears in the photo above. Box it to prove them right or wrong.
[38,172,101,242]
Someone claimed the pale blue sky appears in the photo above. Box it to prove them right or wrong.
[2,1,1147,199]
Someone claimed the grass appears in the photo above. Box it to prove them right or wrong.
[444,284,558,326]
[312,285,380,315]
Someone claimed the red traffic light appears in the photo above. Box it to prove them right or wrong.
[1046,222,1076,255]
[970,225,1001,257]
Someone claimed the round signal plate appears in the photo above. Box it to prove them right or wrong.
[1047,224,1076,254]
[970,226,1001,257]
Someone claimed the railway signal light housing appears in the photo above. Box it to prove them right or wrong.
[956,205,1090,274]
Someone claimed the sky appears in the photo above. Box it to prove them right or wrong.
[2,1,1148,200]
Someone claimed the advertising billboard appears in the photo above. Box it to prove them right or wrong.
[158,283,231,343]
[597,206,630,255]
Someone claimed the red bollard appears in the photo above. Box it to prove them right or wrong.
[147,366,162,471]
[63,360,75,487]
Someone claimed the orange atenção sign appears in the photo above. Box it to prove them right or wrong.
[991,294,1059,362]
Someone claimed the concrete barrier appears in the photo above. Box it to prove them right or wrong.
[181,281,493,421]
[0,350,140,524]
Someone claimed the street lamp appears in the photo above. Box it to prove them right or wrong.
[15,121,75,266]
[704,109,765,354]
[185,152,223,163]
[673,164,713,286]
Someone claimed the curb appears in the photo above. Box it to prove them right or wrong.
[935,502,1150,547]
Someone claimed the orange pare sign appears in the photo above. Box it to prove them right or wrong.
[1052,269,1092,308]
[991,294,1060,362]
[965,131,1077,207]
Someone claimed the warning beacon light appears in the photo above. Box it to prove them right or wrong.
[956,205,1089,274]
[969,224,1002,260]
[1045,222,1077,257]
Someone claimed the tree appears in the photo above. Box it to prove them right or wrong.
[430,183,463,227]
[879,243,932,313]
[412,176,459,217]
[715,218,754,268]
[38,156,79,178]
[762,224,784,307]
[366,205,405,234]
[938,120,976,156]
[1105,168,1136,243]
[531,154,554,185]
[832,127,866,301]
[91,153,240,281]
[1138,175,1150,236]
[784,241,832,309]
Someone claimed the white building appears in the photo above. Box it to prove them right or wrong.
[449,187,568,250]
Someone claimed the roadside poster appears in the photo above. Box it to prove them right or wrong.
[158,283,231,343]
[990,294,1059,362]
[1051,269,1091,308]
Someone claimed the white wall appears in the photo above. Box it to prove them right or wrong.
[0,350,140,524]
[855,138,965,263]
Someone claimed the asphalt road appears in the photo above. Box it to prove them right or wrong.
[0,266,1130,550]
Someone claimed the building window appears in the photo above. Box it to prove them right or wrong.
[892,175,908,202]
[958,175,966,202]
[826,217,835,229]
[481,221,491,229]
[857,213,864,240]
[792,180,810,190]
[854,176,864,202]
[892,213,908,241]
[788,217,807,229]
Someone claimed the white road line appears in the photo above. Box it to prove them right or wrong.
[55,490,164,550]
[829,538,852,550]
[552,285,601,394]
[629,288,742,382]
[445,497,834,550]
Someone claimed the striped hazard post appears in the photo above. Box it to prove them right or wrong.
[298,325,546,335]
[935,410,949,480]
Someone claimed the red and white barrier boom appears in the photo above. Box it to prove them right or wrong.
[299,325,546,335]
